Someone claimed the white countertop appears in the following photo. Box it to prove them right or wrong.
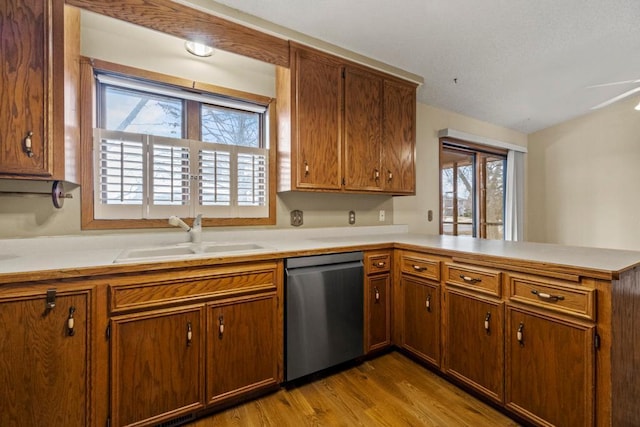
[1,225,640,278]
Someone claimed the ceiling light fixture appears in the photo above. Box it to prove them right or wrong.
[184,41,214,57]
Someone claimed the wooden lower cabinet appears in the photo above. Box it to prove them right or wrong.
[206,293,279,406]
[108,261,282,427]
[400,275,441,367]
[505,305,595,427]
[0,287,91,427]
[444,288,504,403]
[110,306,205,427]
[365,273,391,353]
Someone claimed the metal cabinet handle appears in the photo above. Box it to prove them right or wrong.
[517,322,524,345]
[304,161,309,176]
[186,321,193,346]
[67,306,76,336]
[413,265,425,272]
[24,131,34,157]
[375,261,386,268]
[218,315,224,337]
[460,274,482,284]
[484,312,491,333]
[387,170,393,182]
[531,289,565,302]
[374,169,380,181]
[425,294,431,312]
[374,287,380,302]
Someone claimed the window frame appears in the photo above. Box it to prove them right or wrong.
[439,137,507,239]
[79,57,276,230]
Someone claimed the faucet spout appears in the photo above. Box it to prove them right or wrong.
[168,214,203,243]
[190,214,203,243]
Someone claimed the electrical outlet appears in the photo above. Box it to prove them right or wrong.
[379,210,385,222]
[348,210,356,225]
[290,210,303,227]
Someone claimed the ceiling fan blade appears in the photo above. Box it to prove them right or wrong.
[587,79,640,89]
[590,86,640,110]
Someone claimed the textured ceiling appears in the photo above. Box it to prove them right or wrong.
[197,0,640,134]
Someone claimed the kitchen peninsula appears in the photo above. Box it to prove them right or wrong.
[1,225,639,426]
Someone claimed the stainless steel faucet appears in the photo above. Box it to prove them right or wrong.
[168,214,202,243]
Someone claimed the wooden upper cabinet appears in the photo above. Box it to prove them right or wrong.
[277,42,417,194]
[277,44,343,191]
[382,79,416,194]
[344,67,383,191]
[0,0,79,181]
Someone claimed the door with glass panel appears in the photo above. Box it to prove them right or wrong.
[440,142,506,239]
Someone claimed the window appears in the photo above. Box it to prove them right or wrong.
[440,139,507,239]
[80,59,275,229]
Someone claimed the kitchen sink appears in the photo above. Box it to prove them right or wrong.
[200,243,264,253]
[113,242,270,263]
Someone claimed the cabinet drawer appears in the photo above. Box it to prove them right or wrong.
[400,253,440,281]
[507,274,595,321]
[109,262,279,313]
[445,263,502,297]
[366,252,391,274]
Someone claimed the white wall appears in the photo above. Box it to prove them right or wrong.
[393,103,528,234]
[527,94,640,250]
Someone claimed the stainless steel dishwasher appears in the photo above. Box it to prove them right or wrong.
[285,251,364,382]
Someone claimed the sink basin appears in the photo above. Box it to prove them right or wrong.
[113,242,270,263]
[122,246,196,258]
[201,243,264,253]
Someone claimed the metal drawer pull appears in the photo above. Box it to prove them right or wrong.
[517,322,524,345]
[413,265,426,272]
[218,315,225,337]
[186,322,193,346]
[531,289,565,301]
[459,274,482,284]
[484,312,491,332]
[375,261,386,268]
[374,287,380,302]
[67,306,76,336]
[24,131,34,157]
[425,295,431,312]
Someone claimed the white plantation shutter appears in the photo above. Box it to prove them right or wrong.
[199,147,231,206]
[237,148,268,217]
[94,129,147,219]
[148,138,191,218]
[93,129,268,219]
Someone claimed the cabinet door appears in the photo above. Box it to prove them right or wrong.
[207,294,279,405]
[365,273,391,353]
[111,306,204,427]
[293,47,343,190]
[0,290,89,427]
[382,79,416,194]
[444,289,504,403]
[0,0,61,176]
[506,306,595,426]
[401,275,440,367]
[344,67,383,191]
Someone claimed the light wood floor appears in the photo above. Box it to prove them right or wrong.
[189,351,520,427]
